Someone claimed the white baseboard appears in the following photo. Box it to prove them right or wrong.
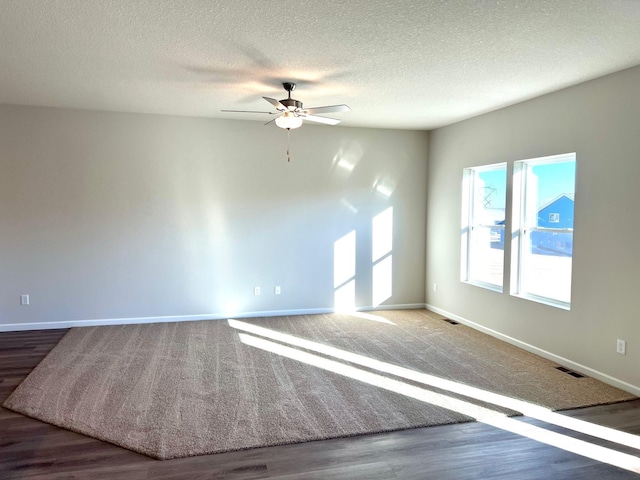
[4,302,637,397]
[426,304,640,397]
[0,303,427,333]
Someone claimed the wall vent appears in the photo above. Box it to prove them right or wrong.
[556,366,585,378]
[443,318,459,325]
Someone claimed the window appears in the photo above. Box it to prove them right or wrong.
[511,153,576,309]
[461,163,507,291]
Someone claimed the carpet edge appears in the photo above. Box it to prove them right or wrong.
[426,304,640,397]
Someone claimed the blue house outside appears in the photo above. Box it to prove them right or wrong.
[532,194,574,256]
[490,194,574,256]
[538,194,574,229]
[491,220,505,250]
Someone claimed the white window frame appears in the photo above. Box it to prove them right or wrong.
[510,153,576,310]
[461,162,507,292]
[549,213,560,223]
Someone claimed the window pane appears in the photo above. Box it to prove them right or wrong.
[469,225,505,286]
[511,153,576,308]
[522,230,573,303]
[461,163,506,291]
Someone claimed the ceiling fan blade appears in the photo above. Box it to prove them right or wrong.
[264,113,283,126]
[263,97,288,111]
[300,114,341,126]
[221,109,275,114]
[300,104,351,115]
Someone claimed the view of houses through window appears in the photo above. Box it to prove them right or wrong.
[461,163,507,291]
[511,154,576,309]
[461,153,576,309]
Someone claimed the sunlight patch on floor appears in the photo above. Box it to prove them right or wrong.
[238,332,504,422]
[345,311,396,325]
[230,319,640,474]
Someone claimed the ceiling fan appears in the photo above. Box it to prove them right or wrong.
[222,82,350,129]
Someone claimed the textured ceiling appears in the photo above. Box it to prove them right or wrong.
[1,0,640,130]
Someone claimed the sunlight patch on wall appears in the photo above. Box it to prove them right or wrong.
[372,256,392,307]
[372,207,393,262]
[331,143,363,179]
[223,302,242,316]
[340,198,359,214]
[334,230,356,311]
[372,207,393,306]
[334,280,356,312]
[373,177,395,199]
[334,231,356,287]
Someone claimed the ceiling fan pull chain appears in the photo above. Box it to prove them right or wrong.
[286,128,291,162]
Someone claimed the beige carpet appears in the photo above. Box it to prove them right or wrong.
[3,309,635,460]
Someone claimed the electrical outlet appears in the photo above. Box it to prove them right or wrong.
[275,286,281,295]
[254,287,261,296]
[20,294,30,305]
[616,339,626,355]
[433,283,437,292]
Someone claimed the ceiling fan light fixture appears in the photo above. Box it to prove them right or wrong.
[222,82,349,133]
[275,112,303,130]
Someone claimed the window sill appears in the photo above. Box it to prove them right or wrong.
[511,292,571,311]
[462,280,503,294]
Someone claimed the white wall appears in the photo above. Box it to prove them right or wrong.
[427,65,640,391]
[0,105,428,328]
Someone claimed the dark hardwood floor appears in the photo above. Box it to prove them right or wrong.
[1,328,639,479]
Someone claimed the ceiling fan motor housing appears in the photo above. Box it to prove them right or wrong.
[280,98,303,110]
[280,83,302,110]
